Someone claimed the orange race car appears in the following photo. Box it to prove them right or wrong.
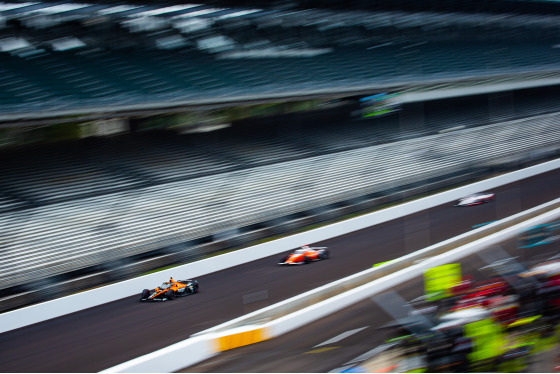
[140,277,199,302]
[278,245,329,265]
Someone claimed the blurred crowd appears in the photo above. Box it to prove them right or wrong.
[384,259,560,372]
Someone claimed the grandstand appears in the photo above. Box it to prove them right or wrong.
[1,0,560,311]
[2,87,560,311]
[1,1,560,116]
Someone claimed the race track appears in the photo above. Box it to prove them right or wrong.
[182,226,550,373]
[0,169,558,372]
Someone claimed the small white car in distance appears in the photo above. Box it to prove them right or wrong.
[455,192,495,207]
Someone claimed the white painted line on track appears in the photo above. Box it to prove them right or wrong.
[314,326,369,347]
[329,342,401,372]
[343,341,399,366]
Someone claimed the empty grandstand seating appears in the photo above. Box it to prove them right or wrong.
[0,143,141,204]
[1,105,560,292]
[91,133,239,182]
[0,85,557,212]
[1,1,560,115]
[2,42,560,115]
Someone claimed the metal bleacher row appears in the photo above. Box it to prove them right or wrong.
[2,0,560,116]
[2,41,560,115]
[0,84,549,209]
[1,105,560,291]
[1,4,551,100]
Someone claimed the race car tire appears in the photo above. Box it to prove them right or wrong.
[140,289,150,301]
[304,256,311,264]
[193,282,199,293]
[321,250,329,259]
[165,290,175,300]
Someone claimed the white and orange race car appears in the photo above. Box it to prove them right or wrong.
[278,245,329,265]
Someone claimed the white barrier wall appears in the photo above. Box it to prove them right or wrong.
[269,204,560,338]
[194,197,560,337]
[104,200,560,373]
[1,158,559,335]
[102,335,218,373]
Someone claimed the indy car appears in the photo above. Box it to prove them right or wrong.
[454,192,495,207]
[140,277,198,302]
[278,245,329,265]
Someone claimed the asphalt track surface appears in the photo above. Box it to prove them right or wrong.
[183,220,560,373]
[0,169,558,373]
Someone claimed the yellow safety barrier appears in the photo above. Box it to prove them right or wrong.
[216,327,269,351]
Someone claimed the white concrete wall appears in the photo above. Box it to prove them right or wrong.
[102,335,218,373]
[194,196,560,336]
[269,204,560,337]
